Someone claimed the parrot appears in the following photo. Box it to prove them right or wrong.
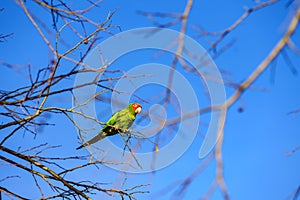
[76,102,142,150]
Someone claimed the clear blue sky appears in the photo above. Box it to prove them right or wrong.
[0,0,300,199]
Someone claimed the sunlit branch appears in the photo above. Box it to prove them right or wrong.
[224,9,300,108]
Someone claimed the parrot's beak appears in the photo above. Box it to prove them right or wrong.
[135,107,142,114]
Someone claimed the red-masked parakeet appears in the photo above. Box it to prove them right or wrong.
[76,102,142,150]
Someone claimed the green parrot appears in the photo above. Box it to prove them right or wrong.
[76,102,142,150]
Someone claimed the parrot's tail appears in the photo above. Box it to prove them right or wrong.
[76,132,105,150]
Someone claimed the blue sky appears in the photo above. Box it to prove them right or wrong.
[0,0,300,200]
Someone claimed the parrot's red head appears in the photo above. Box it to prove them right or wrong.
[131,103,142,114]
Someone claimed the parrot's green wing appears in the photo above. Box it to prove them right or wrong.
[101,110,121,136]
[113,109,135,130]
